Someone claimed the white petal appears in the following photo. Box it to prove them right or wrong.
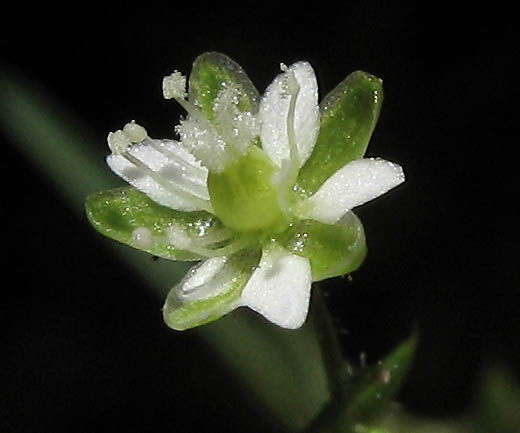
[300,158,405,224]
[259,61,319,168]
[107,138,211,211]
[241,245,312,329]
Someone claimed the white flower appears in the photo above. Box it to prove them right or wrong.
[103,58,404,330]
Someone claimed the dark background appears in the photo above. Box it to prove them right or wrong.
[2,3,518,432]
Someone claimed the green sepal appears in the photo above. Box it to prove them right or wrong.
[295,71,384,197]
[341,330,418,425]
[188,52,260,121]
[85,187,225,261]
[163,249,261,330]
[278,212,367,281]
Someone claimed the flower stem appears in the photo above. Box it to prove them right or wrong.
[311,287,352,398]
[305,286,356,432]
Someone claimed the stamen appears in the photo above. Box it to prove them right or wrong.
[146,139,207,175]
[271,160,294,215]
[164,222,249,258]
[185,237,250,258]
[265,69,303,215]
[162,71,206,121]
[213,85,259,159]
[283,71,301,170]
[132,223,241,258]
[213,85,240,146]
[123,121,148,143]
[162,71,187,100]
[176,117,231,173]
[108,121,148,155]
[121,151,212,212]
[107,130,132,155]
[177,257,230,302]
[163,71,257,173]
[193,228,233,246]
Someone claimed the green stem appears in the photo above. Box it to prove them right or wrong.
[311,287,353,399]
[304,287,357,433]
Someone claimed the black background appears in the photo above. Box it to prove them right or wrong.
[2,3,518,432]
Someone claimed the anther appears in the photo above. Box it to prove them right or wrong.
[123,121,148,143]
[107,130,132,155]
[162,71,187,100]
[163,70,207,122]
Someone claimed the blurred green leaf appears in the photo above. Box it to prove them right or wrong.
[296,71,383,197]
[471,365,520,433]
[374,408,470,433]
[0,73,189,294]
[364,365,520,433]
[342,330,418,424]
[0,74,118,208]
[306,331,418,433]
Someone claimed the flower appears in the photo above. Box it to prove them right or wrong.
[86,52,404,330]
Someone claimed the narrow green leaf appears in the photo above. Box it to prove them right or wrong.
[0,73,189,295]
[279,211,367,281]
[86,187,226,261]
[163,249,261,330]
[296,71,384,197]
[188,52,260,120]
[343,330,418,424]
[0,74,119,209]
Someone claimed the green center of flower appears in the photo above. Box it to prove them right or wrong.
[208,145,285,233]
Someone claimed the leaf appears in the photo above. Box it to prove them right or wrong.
[342,330,418,425]
[163,249,261,330]
[85,187,227,261]
[471,365,520,433]
[279,211,367,281]
[0,74,118,209]
[295,71,384,197]
[188,52,261,120]
[373,408,470,433]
